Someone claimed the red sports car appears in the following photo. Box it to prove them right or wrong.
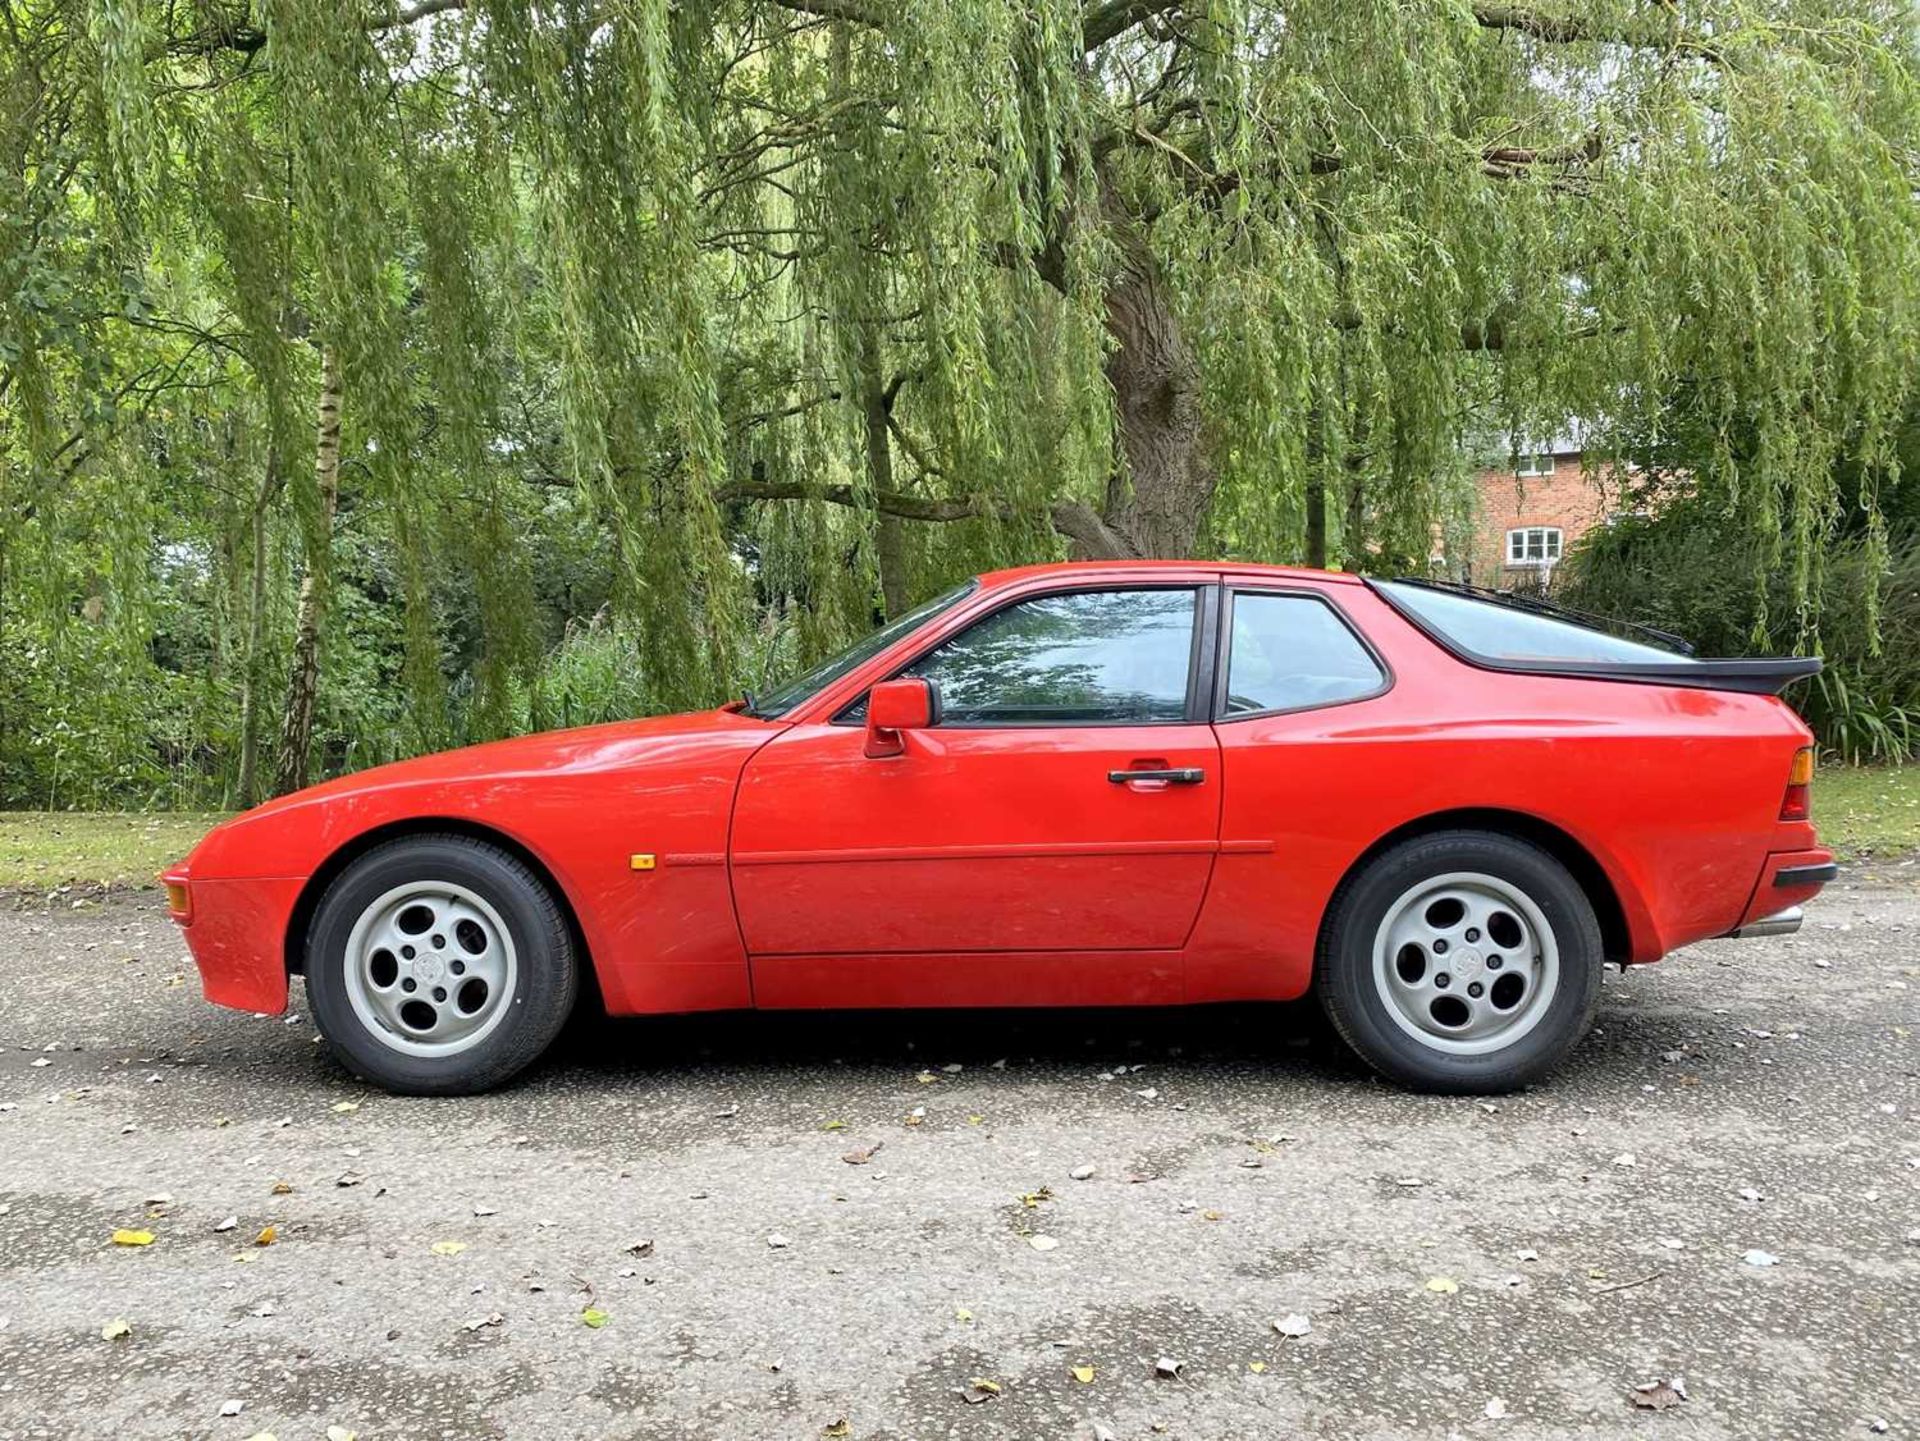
[165,561,1834,1096]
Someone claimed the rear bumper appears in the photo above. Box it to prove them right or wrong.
[1721,847,1836,940]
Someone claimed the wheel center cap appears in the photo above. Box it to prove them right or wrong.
[1454,948,1485,978]
[413,953,446,983]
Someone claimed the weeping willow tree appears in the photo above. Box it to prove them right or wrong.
[2,0,1917,804]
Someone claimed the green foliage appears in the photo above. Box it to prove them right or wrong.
[3,0,1919,806]
[1562,501,1920,762]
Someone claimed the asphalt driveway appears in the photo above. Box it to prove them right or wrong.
[0,875,1915,1440]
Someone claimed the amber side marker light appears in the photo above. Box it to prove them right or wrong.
[1781,747,1815,822]
[162,878,191,919]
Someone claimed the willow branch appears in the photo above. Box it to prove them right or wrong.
[716,477,1136,557]
[1083,0,1184,51]
[1471,4,1727,62]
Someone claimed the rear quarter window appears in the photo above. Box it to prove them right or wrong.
[1373,581,1694,665]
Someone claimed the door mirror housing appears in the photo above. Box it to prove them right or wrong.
[865,678,939,757]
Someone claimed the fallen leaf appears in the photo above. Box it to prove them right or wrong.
[915,1071,938,1085]
[842,1144,883,1165]
[959,1377,1001,1404]
[335,1172,364,1188]
[213,1215,238,1232]
[820,1120,847,1132]
[111,1229,154,1247]
[625,1239,655,1257]
[1248,1361,1267,1374]
[767,1233,791,1249]
[100,1317,132,1340]
[431,1240,468,1257]
[1274,1313,1311,1339]
[1629,1377,1687,1411]
[330,1100,360,1113]
[270,1181,293,1195]
[1071,1365,1096,1383]
[1425,1276,1459,1294]
[953,1307,973,1323]
[822,1422,851,1439]
[326,1427,358,1441]
[1020,1186,1054,1208]
[580,1307,610,1329]
[464,1312,504,1331]
[254,1226,277,1247]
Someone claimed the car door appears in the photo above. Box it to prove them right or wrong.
[731,583,1223,1005]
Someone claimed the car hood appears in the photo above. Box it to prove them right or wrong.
[185,707,778,874]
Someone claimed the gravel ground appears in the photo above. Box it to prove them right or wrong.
[0,878,1915,1441]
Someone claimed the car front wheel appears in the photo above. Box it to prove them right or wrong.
[1317,830,1603,1093]
[303,835,578,1095]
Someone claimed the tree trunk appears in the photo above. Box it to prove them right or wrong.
[236,444,285,807]
[274,347,341,797]
[1096,211,1214,558]
[1305,476,1328,568]
[858,331,909,619]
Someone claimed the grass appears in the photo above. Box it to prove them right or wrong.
[0,811,226,893]
[0,762,1912,890]
[1812,762,1920,861]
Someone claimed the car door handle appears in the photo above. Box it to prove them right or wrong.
[1108,767,1206,785]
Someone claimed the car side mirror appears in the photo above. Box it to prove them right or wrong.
[865,677,939,758]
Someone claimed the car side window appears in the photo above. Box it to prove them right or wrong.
[895,588,1199,725]
[1223,593,1385,716]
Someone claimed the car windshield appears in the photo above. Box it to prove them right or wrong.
[749,581,977,719]
[1375,580,1696,664]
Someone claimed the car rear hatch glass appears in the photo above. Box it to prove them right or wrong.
[1370,579,1821,696]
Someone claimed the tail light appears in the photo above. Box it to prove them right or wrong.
[1780,747,1814,822]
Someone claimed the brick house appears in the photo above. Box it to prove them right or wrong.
[1457,435,1617,587]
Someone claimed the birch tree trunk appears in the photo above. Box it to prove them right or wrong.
[236,444,284,807]
[273,348,342,797]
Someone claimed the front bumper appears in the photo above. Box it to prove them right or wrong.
[163,866,302,1014]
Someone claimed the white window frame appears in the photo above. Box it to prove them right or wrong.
[1505,526,1563,567]
[1515,452,1556,477]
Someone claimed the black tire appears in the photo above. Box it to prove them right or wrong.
[1316,830,1603,1094]
[303,835,578,1096]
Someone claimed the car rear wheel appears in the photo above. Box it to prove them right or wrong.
[1317,830,1603,1093]
[303,835,578,1095]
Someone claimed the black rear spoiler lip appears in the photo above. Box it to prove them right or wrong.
[1364,580,1822,696]
[1441,654,1824,696]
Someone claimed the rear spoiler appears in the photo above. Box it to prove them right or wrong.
[1452,655,1824,697]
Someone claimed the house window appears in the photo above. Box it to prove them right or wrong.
[1516,452,1555,477]
[1506,526,1563,566]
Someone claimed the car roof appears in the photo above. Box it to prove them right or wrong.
[973,559,1364,589]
